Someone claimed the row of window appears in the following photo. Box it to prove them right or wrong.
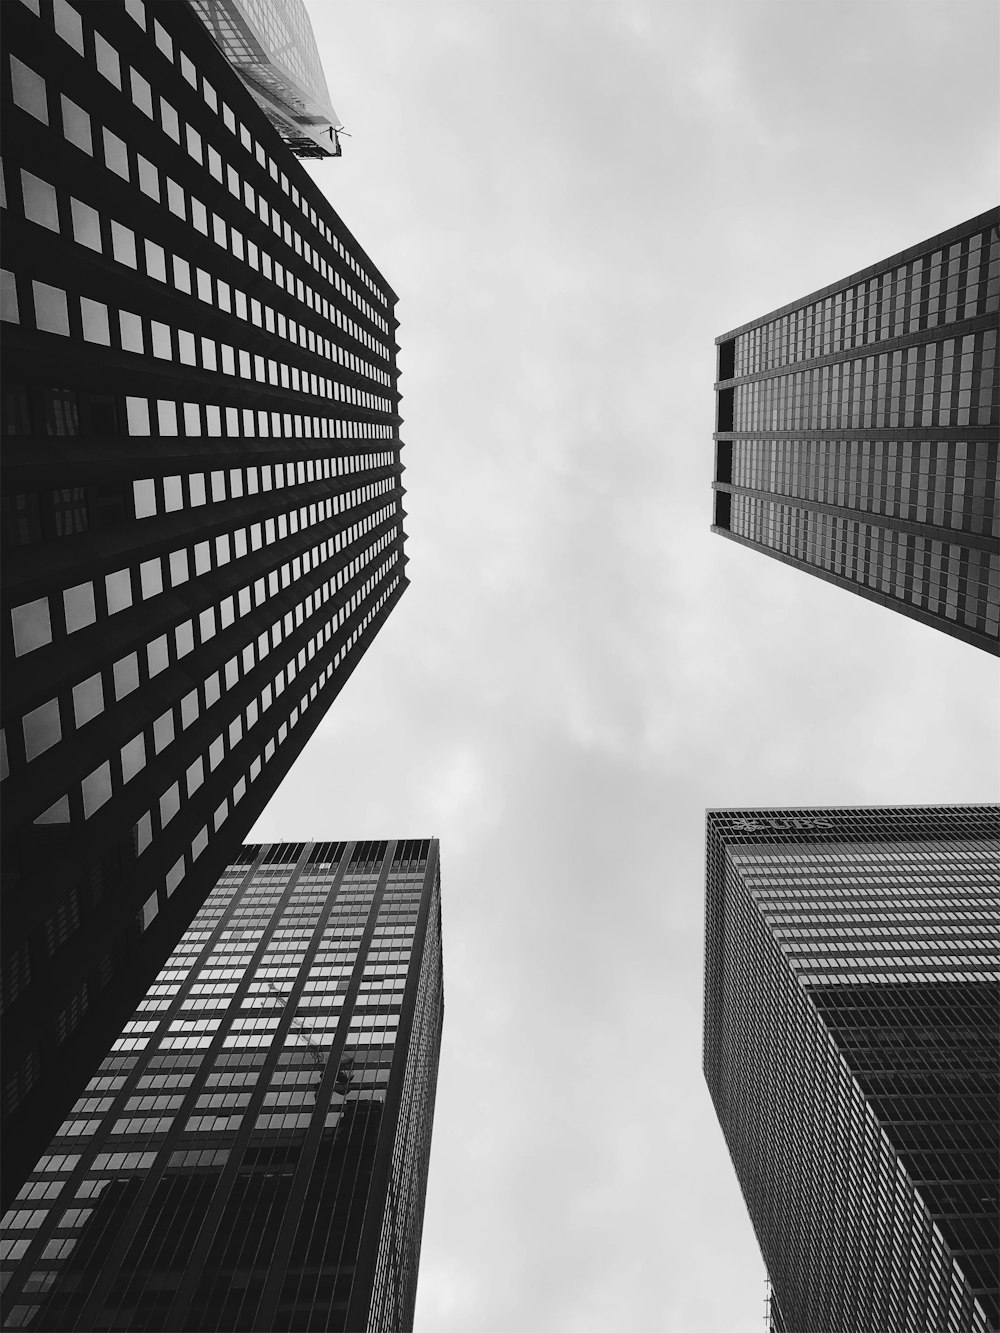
[728,439,996,536]
[138,571,402,936]
[1,272,391,415]
[731,496,1000,635]
[6,156,393,381]
[731,225,999,376]
[11,1,391,333]
[730,330,998,431]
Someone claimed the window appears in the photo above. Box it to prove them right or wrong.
[60,96,92,154]
[10,57,48,124]
[151,322,172,360]
[103,129,129,180]
[94,34,121,89]
[53,0,84,53]
[106,569,132,613]
[137,154,159,201]
[21,171,59,231]
[64,582,96,632]
[121,734,145,782]
[71,198,102,252]
[153,712,173,753]
[130,68,153,117]
[23,699,61,760]
[144,239,167,283]
[73,674,104,727]
[1,270,19,324]
[33,282,69,337]
[113,653,139,699]
[160,98,180,142]
[147,635,169,676]
[82,762,112,817]
[120,310,144,354]
[111,222,137,268]
[81,298,111,346]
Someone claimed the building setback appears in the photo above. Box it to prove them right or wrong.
[712,211,1000,654]
[0,837,443,1333]
[703,805,1000,1333]
[1,0,406,1205]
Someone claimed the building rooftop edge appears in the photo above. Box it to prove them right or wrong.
[714,206,1000,344]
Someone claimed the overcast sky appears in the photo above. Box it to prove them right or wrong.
[249,3,1000,1329]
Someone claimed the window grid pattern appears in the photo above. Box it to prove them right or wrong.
[713,212,999,655]
[730,496,1000,639]
[732,227,999,378]
[1,0,408,1191]
[0,840,443,1332]
[704,805,999,1333]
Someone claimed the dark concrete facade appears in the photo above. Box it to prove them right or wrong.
[1,0,406,1205]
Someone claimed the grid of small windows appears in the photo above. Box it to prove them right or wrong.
[730,495,1000,639]
[704,806,999,1333]
[732,329,997,431]
[1,0,409,1188]
[0,840,442,1332]
[731,439,996,537]
[732,224,999,377]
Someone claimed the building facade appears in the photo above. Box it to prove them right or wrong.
[0,837,443,1332]
[190,0,343,158]
[712,211,999,654]
[703,805,1000,1333]
[1,0,405,1204]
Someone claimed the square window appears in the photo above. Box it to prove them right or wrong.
[53,0,85,53]
[33,282,69,336]
[140,559,163,598]
[130,68,153,117]
[114,653,139,699]
[137,154,159,200]
[82,762,113,817]
[166,178,185,219]
[73,674,104,727]
[160,98,180,142]
[178,330,197,365]
[71,198,102,251]
[151,322,172,359]
[10,57,48,124]
[81,298,111,345]
[106,569,133,613]
[121,734,145,782]
[153,712,174,754]
[125,397,150,434]
[147,635,169,676]
[61,96,92,154]
[133,479,156,518]
[94,33,121,89]
[21,171,59,231]
[103,129,129,180]
[64,581,96,632]
[120,311,144,354]
[23,699,61,760]
[1,269,19,324]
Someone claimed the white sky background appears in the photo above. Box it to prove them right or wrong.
[250,3,1000,1329]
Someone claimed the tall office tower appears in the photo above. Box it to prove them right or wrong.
[712,210,1000,654]
[1,0,405,1205]
[0,837,444,1333]
[703,805,1000,1333]
[190,0,344,158]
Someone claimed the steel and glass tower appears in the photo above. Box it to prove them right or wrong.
[0,838,443,1332]
[712,211,999,654]
[1,0,405,1203]
[703,805,999,1333]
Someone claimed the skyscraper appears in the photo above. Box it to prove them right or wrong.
[190,0,344,158]
[712,211,999,654]
[0,837,443,1333]
[1,0,405,1204]
[703,805,1000,1333]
